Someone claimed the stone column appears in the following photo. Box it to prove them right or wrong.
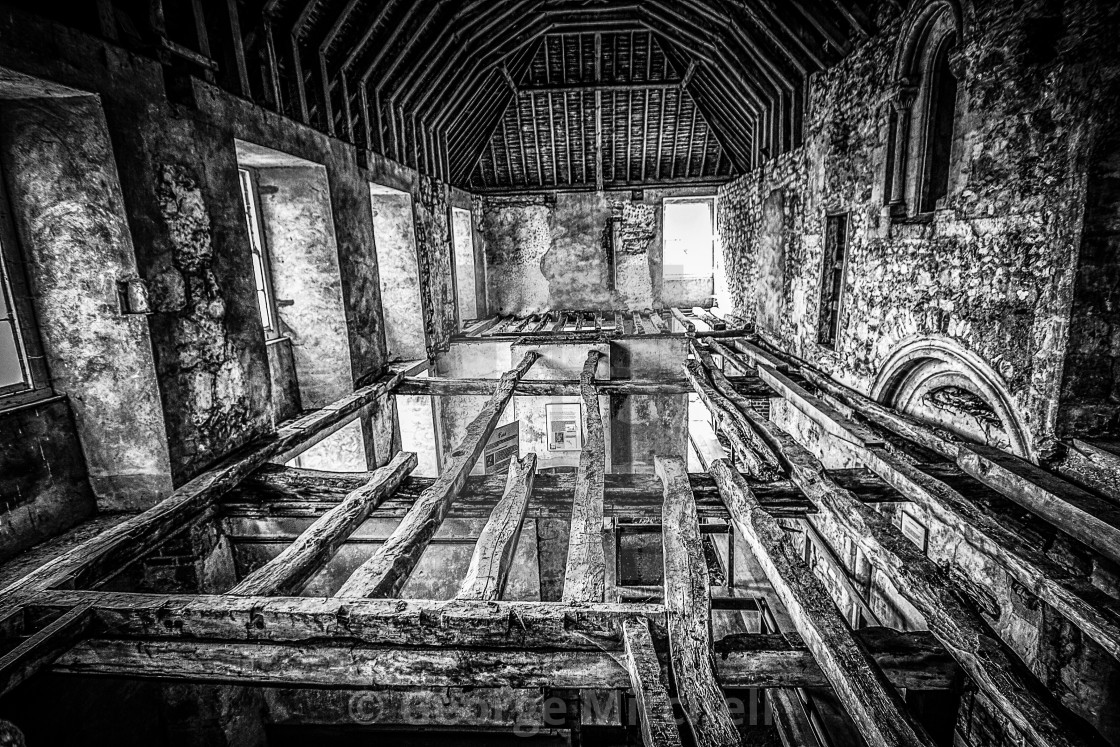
[888,82,918,216]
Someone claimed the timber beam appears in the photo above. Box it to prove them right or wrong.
[0,372,404,608]
[657,456,739,747]
[457,453,538,600]
[44,628,962,692]
[563,349,608,603]
[229,452,418,596]
[24,590,663,651]
[706,459,934,747]
[335,352,539,597]
[221,468,904,522]
[707,365,1103,747]
[730,338,1120,664]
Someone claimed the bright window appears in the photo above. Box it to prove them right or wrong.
[238,168,281,338]
[663,197,715,279]
[0,246,29,394]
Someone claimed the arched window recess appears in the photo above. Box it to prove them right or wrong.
[885,2,965,220]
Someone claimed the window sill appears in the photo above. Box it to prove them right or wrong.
[889,211,936,226]
[0,388,64,416]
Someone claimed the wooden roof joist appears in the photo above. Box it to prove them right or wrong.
[734,337,1120,664]
[690,338,1114,747]
[221,467,909,524]
[264,0,868,186]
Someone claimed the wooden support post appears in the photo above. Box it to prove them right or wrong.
[740,400,1098,747]
[685,343,783,480]
[457,454,538,601]
[230,452,417,596]
[0,603,93,698]
[563,350,607,603]
[623,617,684,747]
[706,459,934,747]
[336,353,539,598]
[656,456,739,747]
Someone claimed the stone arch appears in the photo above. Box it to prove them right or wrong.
[884,0,967,217]
[872,337,1034,460]
[892,0,966,80]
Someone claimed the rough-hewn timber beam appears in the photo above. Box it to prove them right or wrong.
[229,452,417,596]
[0,603,93,698]
[26,590,663,651]
[47,626,960,691]
[731,385,1101,747]
[0,373,403,610]
[732,338,1120,663]
[656,456,739,747]
[456,454,537,601]
[563,350,608,603]
[623,617,684,747]
[224,469,888,523]
[706,460,934,747]
[335,353,538,597]
[684,347,782,480]
[53,640,633,690]
[717,627,959,690]
[396,377,693,396]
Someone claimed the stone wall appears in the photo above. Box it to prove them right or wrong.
[718,0,1120,455]
[477,187,715,314]
[0,399,95,560]
[0,9,453,489]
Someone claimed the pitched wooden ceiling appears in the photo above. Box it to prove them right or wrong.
[239,0,876,191]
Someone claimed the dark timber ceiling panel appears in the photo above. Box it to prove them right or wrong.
[470,32,733,191]
[240,0,876,190]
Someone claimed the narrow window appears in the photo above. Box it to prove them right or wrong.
[238,167,281,338]
[0,169,47,405]
[918,37,958,213]
[818,213,850,349]
[663,197,716,280]
[0,242,29,395]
